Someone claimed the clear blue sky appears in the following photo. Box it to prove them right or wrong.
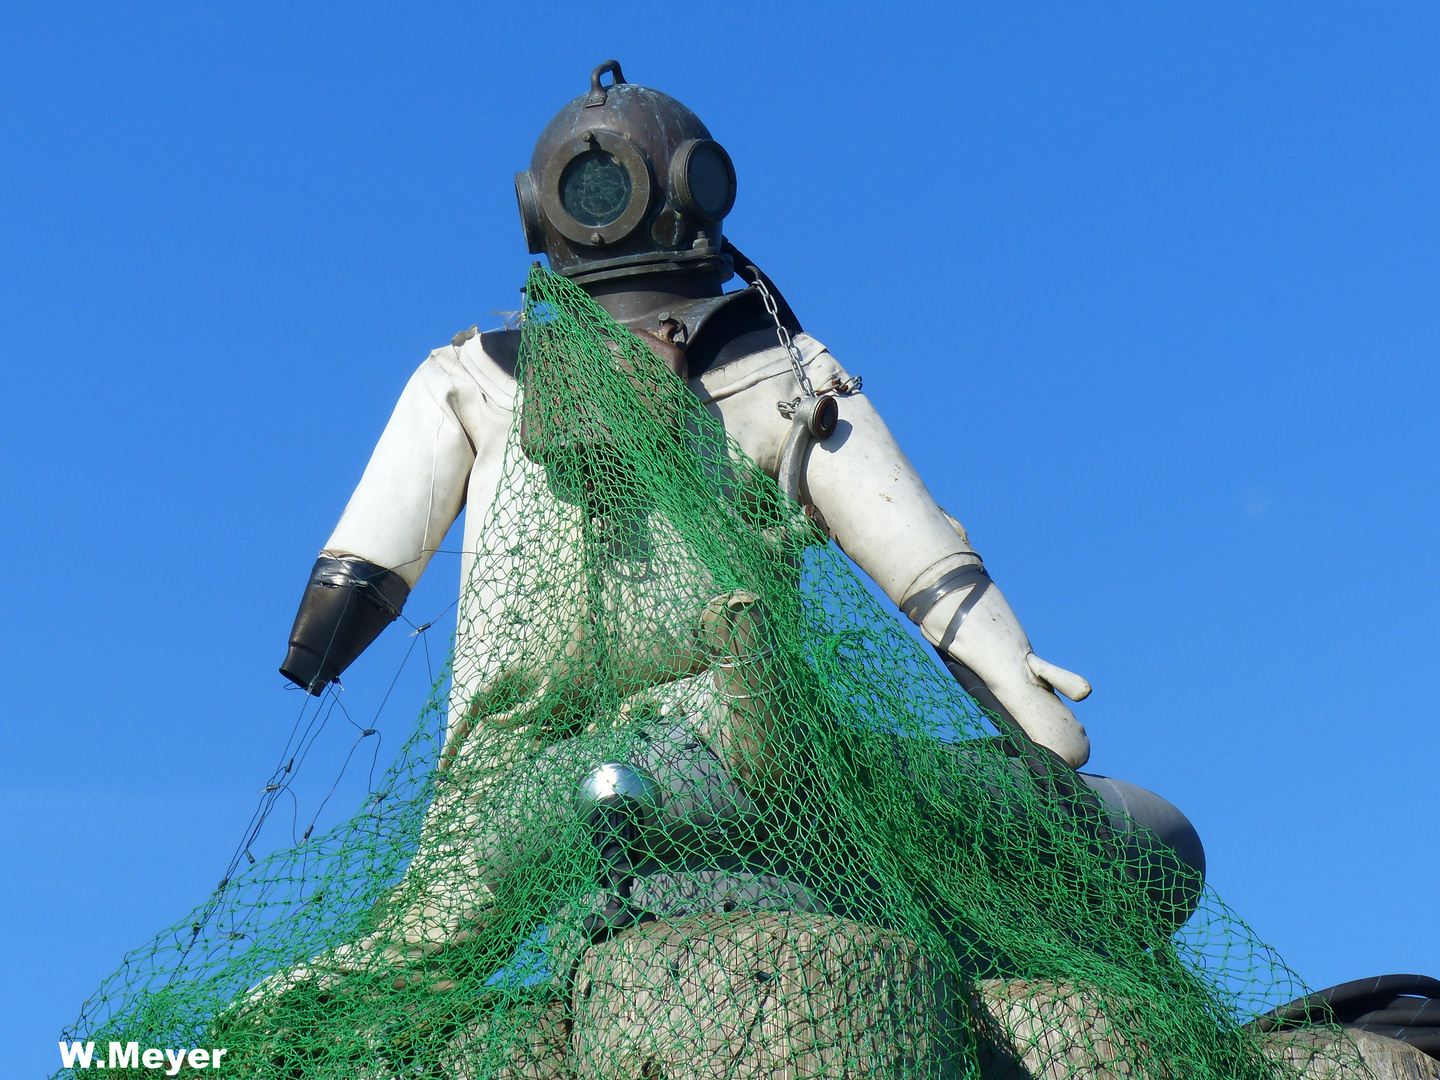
[2,4,1436,1074]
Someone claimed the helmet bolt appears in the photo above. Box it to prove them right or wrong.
[591,232,603,244]
[582,132,595,143]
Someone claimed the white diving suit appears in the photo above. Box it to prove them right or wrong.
[270,320,1106,978]
[271,61,1202,986]
[304,326,1093,764]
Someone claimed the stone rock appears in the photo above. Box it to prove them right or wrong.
[569,910,945,1079]
[968,978,1154,1079]
[968,977,1440,1080]
[447,998,572,1080]
[1264,1028,1440,1080]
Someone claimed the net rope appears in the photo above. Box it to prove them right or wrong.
[60,268,1363,1079]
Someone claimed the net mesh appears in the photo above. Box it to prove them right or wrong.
[60,268,1363,1079]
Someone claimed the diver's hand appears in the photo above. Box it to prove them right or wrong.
[921,580,1092,768]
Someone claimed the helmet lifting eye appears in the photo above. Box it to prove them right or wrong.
[670,139,736,221]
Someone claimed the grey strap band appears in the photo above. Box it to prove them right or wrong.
[900,563,991,626]
[937,575,992,654]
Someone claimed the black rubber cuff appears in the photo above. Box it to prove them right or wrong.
[279,556,411,695]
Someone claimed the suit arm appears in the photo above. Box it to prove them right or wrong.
[701,343,1092,766]
[281,354,478,693]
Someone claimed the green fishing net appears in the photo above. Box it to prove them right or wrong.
[59,268,1363,1079]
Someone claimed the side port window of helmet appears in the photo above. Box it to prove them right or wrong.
[671,139,736,222]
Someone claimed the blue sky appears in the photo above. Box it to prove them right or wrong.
[2,3,1437,1074]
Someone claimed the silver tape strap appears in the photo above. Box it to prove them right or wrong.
[900,563,991,626]
[900,563,993,655]
[937,575,992,654]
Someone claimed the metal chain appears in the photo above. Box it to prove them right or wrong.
[750,274,816,398]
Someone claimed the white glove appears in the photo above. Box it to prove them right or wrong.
[907,558,1091,768]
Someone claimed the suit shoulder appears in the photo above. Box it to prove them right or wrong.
[418,324,519,407]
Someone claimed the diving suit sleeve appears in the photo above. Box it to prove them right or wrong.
[702,342,1093,767]
[280,354,479,693]
[798,362,1093,767]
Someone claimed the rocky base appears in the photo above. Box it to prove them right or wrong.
[445,913,1438,1080]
